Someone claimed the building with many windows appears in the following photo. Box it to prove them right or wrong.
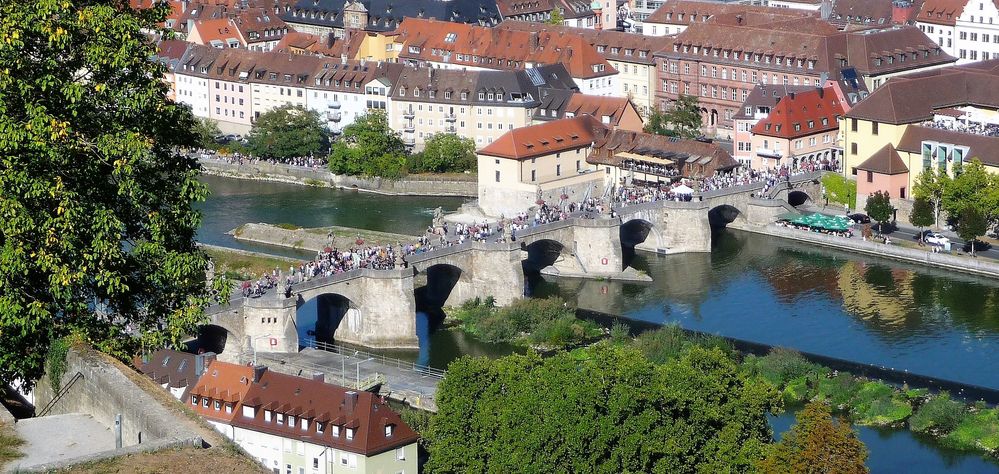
[641,0,813,37]
[389,18,619,96]
[187,361,418,474]
[747,85,847,170]
[654,16,953,134]
[841,60,999,214]
[497,21,671,115]
[916,0,999,64]
[282,0,502,37]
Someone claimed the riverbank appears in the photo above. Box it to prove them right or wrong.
[229,223,418,253]
[736,223,999,279]
[199,158,476,197]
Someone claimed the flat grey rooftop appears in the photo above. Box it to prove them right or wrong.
[7,413,115,472]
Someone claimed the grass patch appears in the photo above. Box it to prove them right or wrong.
[742,348,828,388]
[274,223,301,230]
[303,178,327,187]
[944,408,999,453]
[204,248,302,281]
[0,423,23,465]
[850,381,912,426]
[815,372,862,409]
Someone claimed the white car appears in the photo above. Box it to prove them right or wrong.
[923,232,950,246]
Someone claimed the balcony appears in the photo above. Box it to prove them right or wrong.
[327,100,341,110]
[326,111,341,122]
[756,148,783,159]
[444,114,456,122]
[403,109,415,119]
[403,123,415,132]
[403,137,416,146]
[445,126,456,133]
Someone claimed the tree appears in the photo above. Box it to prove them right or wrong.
[758,401,868,474]
[909,197,935,244]
[547,7,565,25]
[417,133,476,173]
[912,168,950,229]
[957,206,987,257]
[425,345,779,473]
[192,117,222,150]
[864,191,894,234]
[247,104,328,160]
[328,110,408,178]
[941,159,999,228]
[0,0,227,387]
[647,95,703,139]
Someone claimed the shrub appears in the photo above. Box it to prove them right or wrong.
[909,393,967,434]
[782,376,811,405]
[633,325,690,364]
[608,320,631,346]
[528,316,581,349]
[748,348,827,388]
[46,337,71,390]
[944,408,999,452]
[815,373,861,409]
[474,313,518,343]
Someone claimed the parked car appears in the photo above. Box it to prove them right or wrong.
[921,231,950,246]
[848,213,870,224]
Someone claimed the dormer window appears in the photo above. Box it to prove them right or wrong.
[191,395,199,405]
[276,413,285,424]
[478,92,485,100]
[214,400,221,410]
[265,410,272,422]
[202,397,210,407]
[461,92,468,100]
[332,425,341,437]
[317,422,325,433]
[346,428,355,440]
[288,415,296,427]
[414,88,420,97]
[385,425,394,437]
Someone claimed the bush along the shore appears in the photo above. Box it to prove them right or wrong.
[448,297,602,350]
[742,348,999,456]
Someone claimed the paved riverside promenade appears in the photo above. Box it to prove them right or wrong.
[251,344,443,412]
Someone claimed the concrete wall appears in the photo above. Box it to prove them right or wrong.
[33,347,202,448]
[200,158,477,197]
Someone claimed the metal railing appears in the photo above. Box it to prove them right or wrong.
[37,371,83,417]
[301,338,445,379]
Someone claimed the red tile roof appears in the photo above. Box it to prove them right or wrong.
[915,0,967,25]
[645,0,814,25]
[478,115,607,160]
[391,18,615,79]
[191,362,418,456]
[565,94,639,126]
[497,21,672,66]
[191,18,246,48]
[751,86,845,139]
[856,143,908,174]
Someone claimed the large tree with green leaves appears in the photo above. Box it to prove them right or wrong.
[909,197,935,244]
[416,133,476,173]
[912,168,950,229]
[425,345,779,473]
[957,206,987,257]
[0,0,227,387]
[192,117,221,150]
[821,173,857,209]
[646,96,703,139]
[942,159,999,228]
[864,190,894,234]
[547,7,565,25]
[247,104,328,160]
[758,401,868,474]
[328,110,408,178]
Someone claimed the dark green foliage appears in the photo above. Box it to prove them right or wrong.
[328,110,408,178]
[943,407,999,452]
[46,337,70,391]
[864,190,894,233]
[608,320,631,345]
[816,373,862,408]
[909,393,966,434]
[957,206,987,256]
[942,159,999,227]
[247,104,328,159]
[413,133,476,173]
[632,325,691,364]
[425,345,779,473]
[192,117,221,150]
[743,348,828,389]
[908,197,935,236]
[0,0,228,388]
[397,405,435,449]
[849,381,911,426]
[645,95,702,139]
[452,297,600,349]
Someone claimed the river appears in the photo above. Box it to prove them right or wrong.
[198,175,999,471]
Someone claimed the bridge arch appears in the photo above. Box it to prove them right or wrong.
[190,324,233,355]
[522,238,568,272]
[296,292,360,347]
[787,190,811,207]
[708,204,743,229]
[416,263,464,310]
[620,218,655,247]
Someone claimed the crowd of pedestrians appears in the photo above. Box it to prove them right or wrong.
[199,150,327,169]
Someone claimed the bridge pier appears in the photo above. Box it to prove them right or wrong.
[243,295,300,354]
[567,218,625,274]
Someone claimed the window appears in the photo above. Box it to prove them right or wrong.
[277,413,284,424]
[531,169,536,181]
[242,406,255,418]
[203,397,210,407]
[556,164,561,176]
[851,118,857,132]
[866,170,873,183]
[332,425,341,437]
[265,410,272,422]
[851,143,858,155]
[871,122,879,135]
[396,447,406,461]
[191,395,198,405]
[313,459,320,470]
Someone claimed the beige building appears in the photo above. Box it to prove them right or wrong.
[389,65,577,148]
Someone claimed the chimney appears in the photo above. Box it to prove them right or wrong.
[530,32,539,50]
[736,14,743,25]
[818,87,824,98]
[789,92,795,100]
[253,365,267,383]
[891,0,914,24]
[344,391,358,415]
[313,372,325,382]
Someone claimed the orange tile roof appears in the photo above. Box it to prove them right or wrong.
[191,18,246,48]
[188,361,255,424]
[565,95,636,125]
[751,86,845,139]
[391,18,615,79]
[915,0,967,25]
[478,115,607,160]
[856,143,908,175]
[645,0,813,25]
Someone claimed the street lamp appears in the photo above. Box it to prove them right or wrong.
[249,334,273,367]
[356,357,374,388]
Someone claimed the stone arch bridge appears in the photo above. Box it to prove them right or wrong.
[206,171,824,361]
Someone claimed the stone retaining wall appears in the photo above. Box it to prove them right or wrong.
[33,347,202,448]
[200,158,477,197]
[747,224,999,279]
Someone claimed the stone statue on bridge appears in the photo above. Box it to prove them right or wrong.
[432,207,444,227]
